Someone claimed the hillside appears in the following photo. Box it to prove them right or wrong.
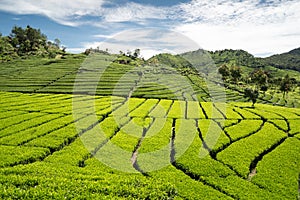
[209,49,263,68]
[1,51,299,107]
[0,52,300,199]
[181,48,300,74]
[0,25,65,62]
[262,47,300,71]
[0,87,299,199]
[205,47,300,73]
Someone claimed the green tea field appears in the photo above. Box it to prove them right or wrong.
[0,53,299,199]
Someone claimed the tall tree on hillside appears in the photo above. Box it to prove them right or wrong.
[250,69,269,93]
[10,25,47,55]
[218,64,230,81]
[280,74,292,99]
[250,69,269,86]
[244,88,259,107]
[230,66,242,82]
[0,35,17,61]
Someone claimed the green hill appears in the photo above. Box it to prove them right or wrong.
[181,48,300,73]
[262,47,300,71]
[0,50,299,199]
[209,49,263,68]
[206,47,300,72]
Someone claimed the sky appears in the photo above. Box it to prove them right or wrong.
[0,0,300,58]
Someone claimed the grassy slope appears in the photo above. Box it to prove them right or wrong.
[0,91,299,199]
[0,53,300,199]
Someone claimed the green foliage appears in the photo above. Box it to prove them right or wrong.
[262,47,300,71]
[202,175,279,199]
[210,49,263,68]
[149,99,172,117]
[200,102,224,118]
[218,122,287,177]
[229,66,242,82]
[280,74,293,98]
[244,88,259,106]
[0,163,177,199]
[0,25,64,60]
[129,99,159,117]
[1,51,299,107]
[225,120,263,140]
[187,101,206,119]
[198,119,230,151]
[167,101,186,118]
[0,146,50,167]
[250,68,269,86]
[0,36,17,61]
[0,36,300,200]
[218,64,230,80]
[231,105,262,119]
[252,138,300,199]
[214,103,243,119]
[148,53,192,70]
[0,91,299,199]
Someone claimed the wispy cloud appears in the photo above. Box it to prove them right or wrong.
[1,0,299,27]
[1,0,299,56]
[0,0,168,26]
[174,0,300,56]
[102,2,168,23]
[93,34,115,39]
[177,0,300,25]
[0,0,106,26]
[80,28,199,58]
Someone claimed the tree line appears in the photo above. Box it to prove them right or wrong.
[0,25,65,62]
[218,64,298,106]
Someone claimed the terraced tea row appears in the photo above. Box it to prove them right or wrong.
[0,91,299,199]
[1,54,298,107]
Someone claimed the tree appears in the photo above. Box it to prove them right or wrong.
[260,85,268,94]
[61,46,66,53]
[250,69,269,87]
[280,74,292,99]
[54,38,61,48]
[133,48,140,59]
[249,69,270,94]
[0,35,17,61]
[218,64,230,81]
[10,25,47,55]
[244,88,259,107]
[230,66,242,82]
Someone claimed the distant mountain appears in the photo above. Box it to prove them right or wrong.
[261,47,300,71]
[209,49,263,68]
[147,53,192,69]
[181,47,300,72]
[180,49,263,69]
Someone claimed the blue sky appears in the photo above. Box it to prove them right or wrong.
[0,0,299,57]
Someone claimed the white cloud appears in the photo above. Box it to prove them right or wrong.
[80,28,200,58]
[140,49,176,59]
[175,20,300,57]
[1,0,300,56]
[177,0,299,25]
[67,47,86,54]
[174,0,300,56]
[0,0,168,26]
[93,34,114,39]
[102,2,167,23]
[0,0,106,26]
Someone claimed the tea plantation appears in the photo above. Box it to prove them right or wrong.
[0,53,299,199]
